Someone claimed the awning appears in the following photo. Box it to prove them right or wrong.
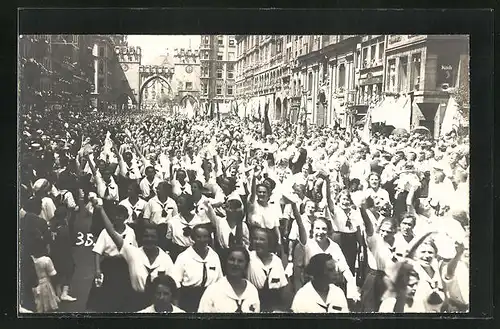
[370,95,411,130]
[441,96,467,135]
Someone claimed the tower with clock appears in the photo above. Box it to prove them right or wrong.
[173,47,201,109]
[115,45,142,105]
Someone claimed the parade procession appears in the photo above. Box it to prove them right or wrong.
[18,34,470,314]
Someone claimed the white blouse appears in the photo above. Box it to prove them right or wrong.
[120,244,176,292]
[303,238,349,272]
[213,215,250,249]
[410,260,446,313]
[247,251,288,290]
[92,225,137,257]
[198,277,260,313]
[248,201,281,229]
[365,234,407,272]
[291,281,349,313]
[166,213,211,247]
[331,206,363,234]
[119,197,148,224]
[137,304,185,313]
[143,196,178,225]
[172,246,223,288]
[139,177,163,200]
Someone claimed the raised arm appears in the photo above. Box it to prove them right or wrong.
[359,198,374,237]
[445,242,465,280]
[93,201,124,250]
[284,195,307,246]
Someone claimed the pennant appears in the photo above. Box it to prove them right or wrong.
[262,100,272,138]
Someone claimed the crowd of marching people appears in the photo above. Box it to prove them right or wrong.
[19,103,469,313]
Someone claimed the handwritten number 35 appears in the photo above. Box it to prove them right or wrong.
[75,232,95,247]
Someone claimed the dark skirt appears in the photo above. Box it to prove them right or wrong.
[85,257,135,312]
[179,286,206,313]
[20,253,37,311]
[336,231,358,276]
[359,268,386,312]
[259,288,282,313]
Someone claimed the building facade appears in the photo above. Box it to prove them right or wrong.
[235,35,286,121]
[90,35,136,111]
[18,35,96,112]
[383,35,469,137]
[232,34,469,136]
[200,35,237,110]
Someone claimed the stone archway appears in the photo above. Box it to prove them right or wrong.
[275,97,282,121]
[179,94,198,108]
[138,74,173,110]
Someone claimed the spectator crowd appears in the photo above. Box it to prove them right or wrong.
[19,104,470,313]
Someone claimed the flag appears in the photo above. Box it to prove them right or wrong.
[262,100,272,138]
[234,100,239,117]
[258,102,262,122]
[216,102,220,121]
[210,102,215,120]
[362,107,372,144]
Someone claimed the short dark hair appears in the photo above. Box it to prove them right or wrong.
[115,205,129,219]
[306,253,333,278]
[150,274,178,299]
[24,197,42,215]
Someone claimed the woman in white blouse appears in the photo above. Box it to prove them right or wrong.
[358,199,411,312]
[137,274,185,313]
[86,205,138,312]
[364,172,391,207]
[173,224,223,312]
[118,182,147,244]
[328,189,364,279]
[291,253,349,313]
[198,245,260,313]
[137,275,186,313]
[91,203,176,312]
[247,227,289,312]
[247,168,282,253]
[166,194,211,261]
[142,182,178,252]
[288,196,360,302]
[408,238,448,312]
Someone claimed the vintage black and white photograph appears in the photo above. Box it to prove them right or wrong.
[18,34,470,314]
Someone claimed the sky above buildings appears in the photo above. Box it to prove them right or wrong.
[126,35,200,65]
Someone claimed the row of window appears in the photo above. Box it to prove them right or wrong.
[201,64,235,79]
[200,84,233,96]
[199,50,236,61]
[201,35,236,47]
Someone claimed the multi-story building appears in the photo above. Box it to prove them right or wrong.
[18,34,96,112]
[355,35,385,107]
[90,35,136,111]
[200,35,236,111]
[291,35,360,128]
[232,34,469,136]
[18,34,136,114]
[382,34,469,137]
[235,35,286,121]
